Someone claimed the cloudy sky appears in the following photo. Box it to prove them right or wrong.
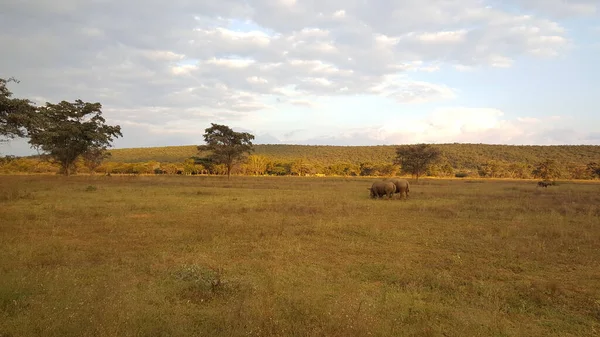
[1,0,599,155]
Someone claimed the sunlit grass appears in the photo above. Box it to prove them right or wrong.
[1,175,599,336]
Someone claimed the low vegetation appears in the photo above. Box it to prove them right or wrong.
[1,175,599,336]
[105,143,600,170]
[3,143,599,180]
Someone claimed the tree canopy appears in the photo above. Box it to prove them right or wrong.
[27,99,122,176]
[0,77,36,141]
[197,123,255,179]
[395,144,442,182]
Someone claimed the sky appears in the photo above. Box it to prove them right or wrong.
[1,0,599,156]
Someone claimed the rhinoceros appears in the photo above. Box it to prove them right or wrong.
[367,181,397,199]
[386,178,410,199]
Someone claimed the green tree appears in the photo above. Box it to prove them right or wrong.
[197,123,255,179]
[1,77,36,141]
[394,144,442,182]
[532,159,561,180]
[266,161,290,176]
[27,100,122,176]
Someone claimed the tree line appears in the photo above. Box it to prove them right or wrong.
[103,143,599,168]
[2,77,599,180]
[4,153,599,180]
[2,123,599,181]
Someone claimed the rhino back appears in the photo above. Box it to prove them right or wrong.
[388,178,409,192]
[371,181,395,195]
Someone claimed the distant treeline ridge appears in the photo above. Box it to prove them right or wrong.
[1,143,599,179]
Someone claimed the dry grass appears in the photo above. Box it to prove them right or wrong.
[1,175,599,336]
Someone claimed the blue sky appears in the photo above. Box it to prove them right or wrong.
[1,0,599,156]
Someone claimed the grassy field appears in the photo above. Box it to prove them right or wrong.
[1,175,599,336]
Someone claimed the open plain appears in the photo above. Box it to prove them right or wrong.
[1,175,599,336]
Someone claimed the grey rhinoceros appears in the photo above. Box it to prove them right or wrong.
[368,181,397,199]
[385,178,410,199]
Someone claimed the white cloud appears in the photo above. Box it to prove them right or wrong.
[0,0,595,150]
[454,64,476,72]
[517,117,540,123]
[370,76,456,103]
[205,58,256,68]
[489,55,514,68]
[511,0,597,17]
[171,64,198,75]
[332,10,346,18]
[289,99,319,108]
[416,30,468,43]
[274,108,590,146]
[246,76,269,84]
[143,50,186,62]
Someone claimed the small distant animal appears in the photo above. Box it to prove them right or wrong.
[537,181,552,188]
[367,181,397,199]
[385,178,410,199]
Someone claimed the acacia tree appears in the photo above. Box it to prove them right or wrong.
[394,143,442,182]
[197,123,255,179]
[28,100,122,176]
[1,77,36,142]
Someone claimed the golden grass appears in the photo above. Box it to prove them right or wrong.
[1,175,599,336]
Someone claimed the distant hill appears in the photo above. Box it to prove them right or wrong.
[4,143,599,178]
[107,143,600,170]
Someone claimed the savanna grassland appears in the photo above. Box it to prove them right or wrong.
[1,175,599,336]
